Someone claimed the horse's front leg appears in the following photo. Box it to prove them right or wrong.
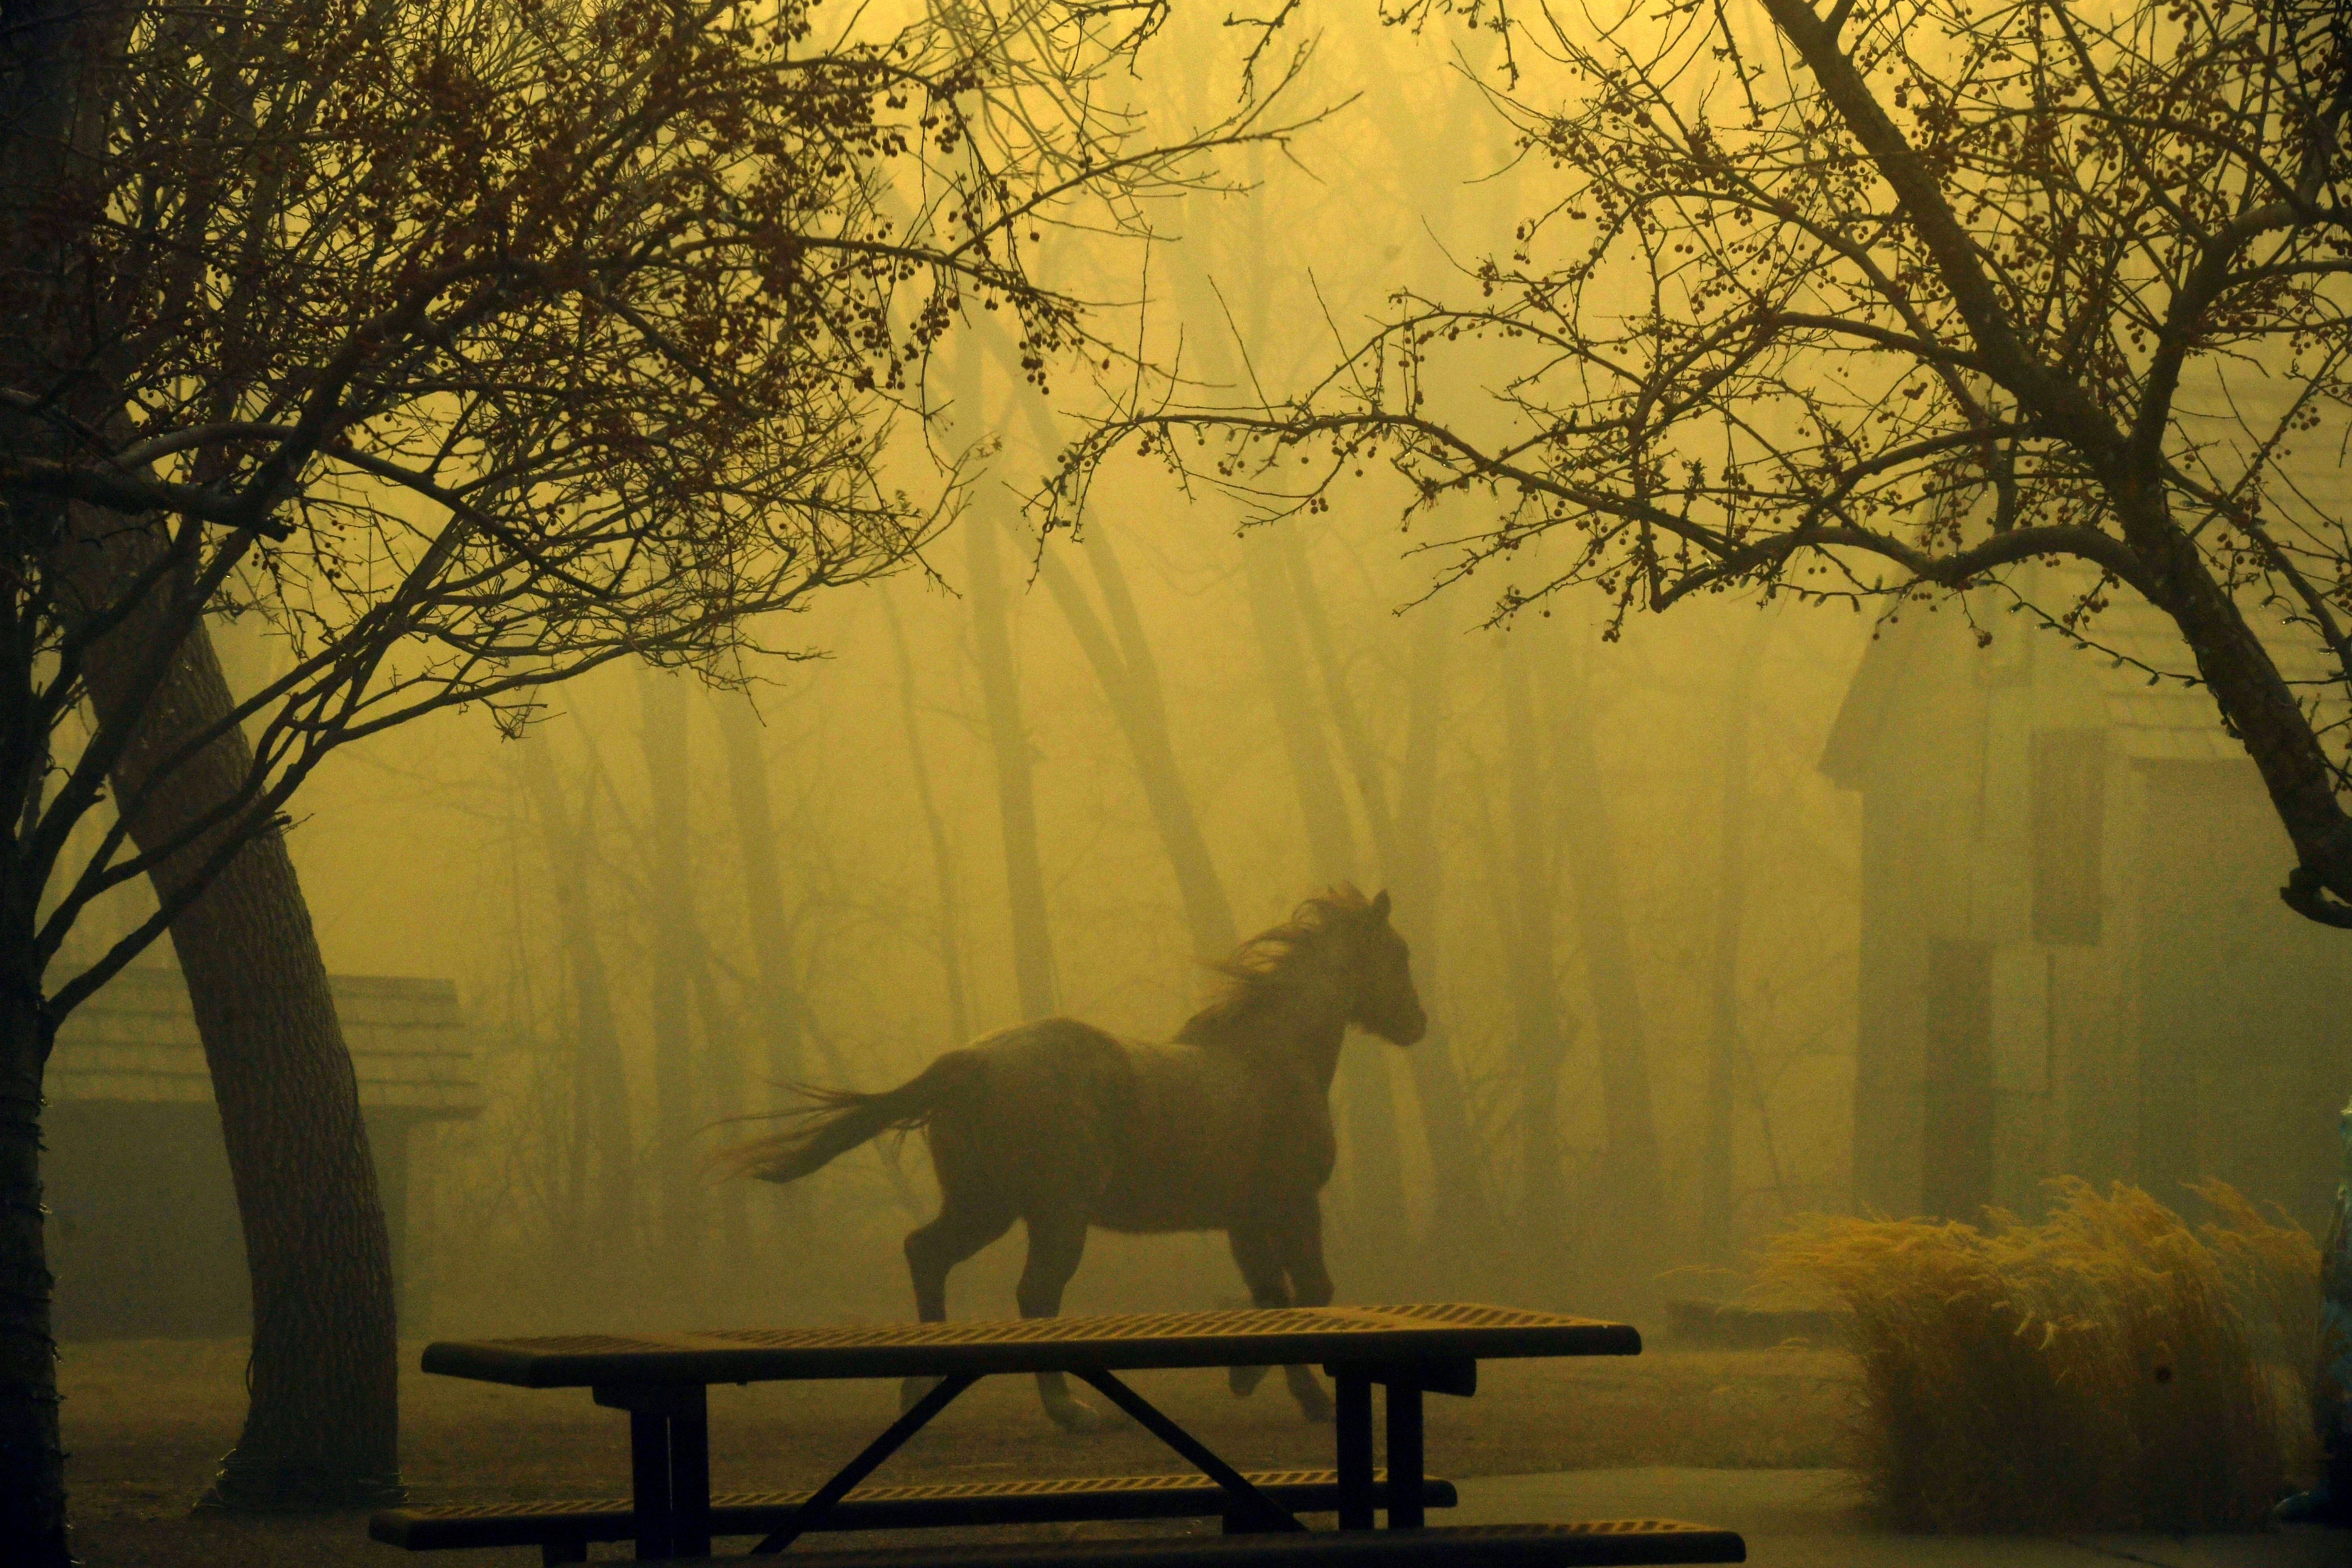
[1018,1211,1109,1433]
[1225,1225,1291,1398]
[1273,1204,1335,1423]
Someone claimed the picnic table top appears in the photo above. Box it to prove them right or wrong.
[421,1302,1641,1388]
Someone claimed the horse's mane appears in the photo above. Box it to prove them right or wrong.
[1176,885,1370,1046]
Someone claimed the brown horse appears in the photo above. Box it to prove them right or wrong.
[723,885,1427,1431]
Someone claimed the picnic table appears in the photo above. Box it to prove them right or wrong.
[386,1302,1742,1566]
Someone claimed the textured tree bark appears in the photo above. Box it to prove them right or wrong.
[0,924,68,1565]
[638,668,700,1276]
[3,6,153,1549]
[77,613,402,1509]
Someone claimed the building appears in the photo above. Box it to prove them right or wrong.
[43,966,480,1338]
[1819,581,2352,1233]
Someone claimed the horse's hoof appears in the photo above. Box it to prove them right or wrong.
[1230,1365,1269,1398]
[1294,1391,1334,1424]
[1047,1398,1112,1434]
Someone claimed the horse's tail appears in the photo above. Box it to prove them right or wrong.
[714,1050,986,1186]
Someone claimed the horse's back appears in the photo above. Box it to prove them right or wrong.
[923,1019,1139,1213]
[923,1023,1269,1233]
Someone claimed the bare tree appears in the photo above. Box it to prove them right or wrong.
[1055,0,2352,930]
[0,0,1289,1548]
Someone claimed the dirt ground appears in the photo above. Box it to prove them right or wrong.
[59,1338,1852,1566]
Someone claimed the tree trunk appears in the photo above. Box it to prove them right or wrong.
[966,506,1059,1022]
[1384,609,1497,1277]
[1499,633,1574,1288]
[714,690,812,1080]
[711,688,816,1257]
[79,615,402,1508]
[519,729,635,1261]
[1241,537,1357,881]
[879,594,975,1046]
[1700,613,1771,1266]
[1273,536,1411,1245]
[1028,520,1240,960]
[688,936,750,1264]
[639,667,699,1278]
[1542,641,1664,1297]
[0,913,67,1565]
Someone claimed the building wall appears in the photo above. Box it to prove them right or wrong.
[1850,617,1996,1216]
[2133,760,2351,1232]
[1840,613,2352,1229]
[46,1103,421,1339]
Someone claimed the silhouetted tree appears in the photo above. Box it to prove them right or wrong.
[1057,0,2352,928]
[0,0,1282,1549]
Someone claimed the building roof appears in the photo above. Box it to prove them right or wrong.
[48,966,482,1118]
[1823,360,2351,782]
[1821,569,2348,782]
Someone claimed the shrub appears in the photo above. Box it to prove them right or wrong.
[1761,1179,2319,1533]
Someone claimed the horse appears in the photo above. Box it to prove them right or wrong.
[720,885,1427,1432]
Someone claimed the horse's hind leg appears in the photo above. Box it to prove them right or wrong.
[1225,1226,1289,1398]
[1016,1210,1108,1433]
[1274,1205,1335,1423]
[901,1200,1012,1412]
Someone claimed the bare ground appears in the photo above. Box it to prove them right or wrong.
[59,1338,1853,1566]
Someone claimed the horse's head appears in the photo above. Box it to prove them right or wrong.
[1344,889,1426,1046]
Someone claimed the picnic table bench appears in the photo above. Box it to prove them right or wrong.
[378,1302,1744,1566]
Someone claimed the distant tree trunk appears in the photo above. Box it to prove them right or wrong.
[880,594,975,1046]
[1700,613,1772,1266]
[1260,536,1408,1248]
[1282,533,1396,874]
[966,506,1059,1022]
[1028,519,1239,960]
[714,691,809,1084]
[688,937,750,1263]
[975,338,1239,967]
[79,614,400,1509]
[1499,632,1574,1285]
[1241,538,1357,883]
[639,667,699,1276]
[1543,642,1664,1293]
[1385,609,1497,1274]
[519,730,634,1259]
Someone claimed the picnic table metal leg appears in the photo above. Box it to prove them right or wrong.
[596,1383,710,1560]
[668,1386,711,1557]
[628,1408,673,1559]
[1384,1376,1424,1530]
[1071,1369,1305,1534]
[1334,1371,1375,1531]
[751,1371,979,1554]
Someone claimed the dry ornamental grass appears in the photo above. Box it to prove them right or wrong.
[1763,1179,2322,1534]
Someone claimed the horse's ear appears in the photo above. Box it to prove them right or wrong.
[1370,888,1392,924]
